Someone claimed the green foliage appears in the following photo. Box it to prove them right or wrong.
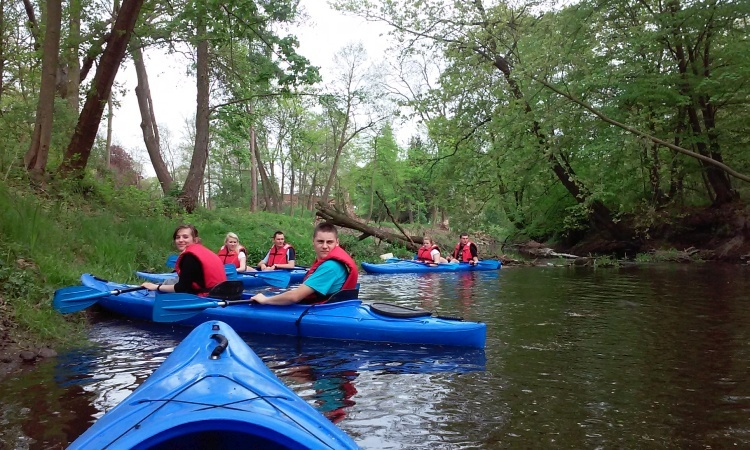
[592,255,620,269]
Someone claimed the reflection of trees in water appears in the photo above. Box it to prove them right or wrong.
[415,274,443,310]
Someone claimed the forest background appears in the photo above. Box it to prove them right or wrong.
[1,0,750,371]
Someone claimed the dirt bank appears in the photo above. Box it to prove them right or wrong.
[0,296,57,381]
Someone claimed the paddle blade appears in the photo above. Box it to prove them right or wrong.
[53,284,147,314]
[166,254,178,269]
[152,293,221,322]
[252,270,291,288]
[53,286,107,314]
[224,264,239,279]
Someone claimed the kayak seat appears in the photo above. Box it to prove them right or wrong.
[370,302,433,318]
[207,280,245,300]
[324,288,360,304]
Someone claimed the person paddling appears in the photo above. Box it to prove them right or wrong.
[446,233,479,265]
[217,232,254,272]
[141,224,227,296]
[251,222,358,305]
[258,231,296,271]
[416,236,448,265]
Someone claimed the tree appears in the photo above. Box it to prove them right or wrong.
[58,0,144,177]
[133,43,173,194]
[23,0,61,183]
[320,42,387,202]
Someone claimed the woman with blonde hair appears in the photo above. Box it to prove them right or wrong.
[217,232,253,272]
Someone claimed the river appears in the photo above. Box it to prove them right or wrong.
[1,263,749,449]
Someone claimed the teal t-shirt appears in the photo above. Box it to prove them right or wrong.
[303,260,347,296]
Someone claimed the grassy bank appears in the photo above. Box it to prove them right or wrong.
[0,182,417,351]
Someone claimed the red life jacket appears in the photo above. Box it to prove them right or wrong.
[417,245,440,262]
[453,241,476,262]
[217,245,247,268]
[302,246,359,304]
[267,243,294,265]
[176,243,227,296]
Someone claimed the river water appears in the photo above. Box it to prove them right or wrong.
[1,263,749,449]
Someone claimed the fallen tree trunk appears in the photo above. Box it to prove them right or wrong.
[512,240,581,259]
[315,201,422,251]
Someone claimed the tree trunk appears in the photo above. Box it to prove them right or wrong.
[0,0,4,103]
[250,126,258,212]
[58,0,144,178]
[65,0,81,110]
[24,0,62,182]
[178,23,210,212]
[247,105,258,212]
[316,200,423,251]
[21,0,40,51]
[105,94,112,168]
[133,45,173,194]
[366,136,377,222]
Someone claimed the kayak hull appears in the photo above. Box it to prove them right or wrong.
[68,320,358,449]
[136,269,307,289]
[362,259,502,274]
[82,274,486,348]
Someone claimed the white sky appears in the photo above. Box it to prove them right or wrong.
[109,0,393,160]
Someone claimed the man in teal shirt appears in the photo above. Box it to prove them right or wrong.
[251,222,358,305]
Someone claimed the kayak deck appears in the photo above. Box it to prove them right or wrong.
[68,320,358,449]
[362,259,502,274]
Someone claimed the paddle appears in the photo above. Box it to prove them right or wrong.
[165,257,291,288]
[53,285,147,314]
[231,265,291,288]
[153,293,258,323]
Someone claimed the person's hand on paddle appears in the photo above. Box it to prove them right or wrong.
[141,282,174,293]
[250,293,269,303]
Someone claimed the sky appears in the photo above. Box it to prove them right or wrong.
[109,0,393,163]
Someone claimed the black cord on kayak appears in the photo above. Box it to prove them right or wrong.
[434,314,465,321]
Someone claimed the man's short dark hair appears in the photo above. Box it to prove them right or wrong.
[313,221,338,238]
[273,231,284,238]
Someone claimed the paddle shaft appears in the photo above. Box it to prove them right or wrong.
[80,285,146,301]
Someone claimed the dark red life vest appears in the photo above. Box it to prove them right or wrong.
[417,245,440,262]
[176,243,227,296]
[217,245,247,268]
[267,243,294,265]
[302,246,358,303]
[453,241,476,262]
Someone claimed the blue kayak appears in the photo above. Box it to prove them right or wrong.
[136,268,307,289]
[362,259,502,274]
[80,274,486,348]
[68,320,358,449]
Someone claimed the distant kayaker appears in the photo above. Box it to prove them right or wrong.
[257,231,296,271]
[417,236,449,265]
[446,233,479,265]
[141,224,227,296]
[251,222,358,305]
[217,232,254,272]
